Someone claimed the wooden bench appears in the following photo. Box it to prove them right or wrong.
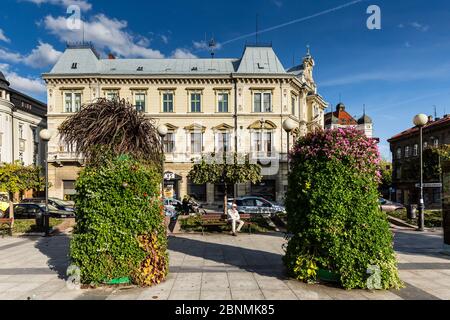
[199,213,255,235]
[0,218,14,236]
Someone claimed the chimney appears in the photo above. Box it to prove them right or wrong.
[428,115,434,123]
[108,53,115,60]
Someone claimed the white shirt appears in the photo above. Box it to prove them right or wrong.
[227,208,240,221]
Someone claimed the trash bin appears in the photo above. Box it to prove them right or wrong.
[407,204,417,220]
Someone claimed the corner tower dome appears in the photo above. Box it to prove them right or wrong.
[0,71,10,89]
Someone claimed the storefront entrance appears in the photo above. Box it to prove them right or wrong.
[164,172,181,200]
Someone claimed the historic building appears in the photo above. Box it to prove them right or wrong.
[0,71,47,167]
[388,115,450,208]
[42,43,327,204]
[324,102,373,138]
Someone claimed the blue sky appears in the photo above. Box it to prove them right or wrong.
[1,0,449,159]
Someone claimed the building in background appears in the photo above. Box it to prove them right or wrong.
[42,43,327,204]
[0,71,47,167]
[324,102,373,138]
[388,115,450,208]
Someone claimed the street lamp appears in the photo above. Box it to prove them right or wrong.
[413,114,428,231]
[157,124,168,198]
[39,129,52,236]
[283,118,297,170]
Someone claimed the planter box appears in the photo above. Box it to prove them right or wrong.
[317,269,340,283]
[105,277,131,285]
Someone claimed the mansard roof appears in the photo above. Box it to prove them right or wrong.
[45,44,289,77]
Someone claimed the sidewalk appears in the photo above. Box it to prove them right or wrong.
[0,228,449,300]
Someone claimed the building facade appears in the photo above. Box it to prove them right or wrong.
[0,71,47,167]
[388,115,450,208]
[324,102,373,138]
[42,43,327,204]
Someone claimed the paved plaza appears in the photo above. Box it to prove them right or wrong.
[0,227,449,300]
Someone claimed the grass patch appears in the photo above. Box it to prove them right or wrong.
[5,218,65,234]
[180,215,277,233]
[389,209,443,228]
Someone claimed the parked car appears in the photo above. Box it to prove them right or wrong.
[10,203,75,219]
[21,198,75,212]
[379,198,405,212]
[227,196,286,217]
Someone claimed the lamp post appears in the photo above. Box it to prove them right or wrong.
[413,114,428,231]
[39,129,52,236]
[283,118,297,171]
[157,124,168,198]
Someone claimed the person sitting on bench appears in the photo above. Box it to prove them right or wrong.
[227,202,244,236]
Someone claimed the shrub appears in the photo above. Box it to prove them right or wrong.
[284,128,402,289]
[70,155,168,286]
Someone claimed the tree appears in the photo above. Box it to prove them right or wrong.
[188,153,262,214]
[0,162,45,199]
[59,98,163,168]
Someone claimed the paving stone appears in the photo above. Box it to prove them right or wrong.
[261,289,297,300]
[200,290,232,300]
[169,290,201,300]
[231,289,265,300]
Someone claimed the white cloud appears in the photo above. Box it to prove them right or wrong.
[161,35,169,44]
[193,40,222,51]
[0,29,10,43]
[0,48,22,63]
[0,63,46,95]
[410,22,429,32]
[0,42,62,68]
[22,0,92,11]
[23,41,63,68]
[170,48,197,59]
[43,14,164,58]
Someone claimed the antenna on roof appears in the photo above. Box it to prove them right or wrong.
[82,19,85,43]
[433,105,437,119]
[209,36,216,58]
[256,14,259,44]
[363,104,366,116]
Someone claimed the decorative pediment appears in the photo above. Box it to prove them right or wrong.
[164,123,179,131]
[184,123,206,133]
[248,120,277,130]
[212,123,234,131]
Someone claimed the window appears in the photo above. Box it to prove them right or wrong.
[64,92,81,113]
[216,132,230,153]
[253,92,272,112]
[405,146,410,158]
[396,147,402,159]
[163,132,175,153]
[291,96,297,115]
[253,131,273,156]
[163,93,174,113]
[134,92,146,112]
[413,144,418,156]
[190,132,202,153]
[434,138,439,147]
[218,92,228,113]
[105,91,119,101]
[18,124,24,139]
[190,93,201,112]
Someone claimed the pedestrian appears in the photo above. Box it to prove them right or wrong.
[227,201,244,236]
[182,195,190,216]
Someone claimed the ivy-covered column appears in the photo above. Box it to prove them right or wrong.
[441,160,450,255]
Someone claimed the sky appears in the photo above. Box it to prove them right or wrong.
[1,0,449,159]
